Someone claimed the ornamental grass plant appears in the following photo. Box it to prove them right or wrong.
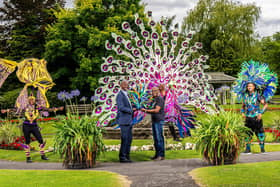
[53,114,105,168]
[194,111,249,165]
[0,122,22,144]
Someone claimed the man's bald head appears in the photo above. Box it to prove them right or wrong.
[120,80,129,91]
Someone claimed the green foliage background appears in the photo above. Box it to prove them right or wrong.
[0,0,279,107]
[44,0,145,95]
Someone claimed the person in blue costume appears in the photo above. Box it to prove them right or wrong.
[241,83,267,153]
[233,60,278,154]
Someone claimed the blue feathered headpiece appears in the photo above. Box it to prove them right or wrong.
[233,60,278,101]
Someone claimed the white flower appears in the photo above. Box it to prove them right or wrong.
[131,146,138,151]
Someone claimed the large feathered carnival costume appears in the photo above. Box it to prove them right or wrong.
[233,60,278,153]
[233,60,278,102]
[93,11,217,135]
[0,58,54,162]
[0,58,55,111]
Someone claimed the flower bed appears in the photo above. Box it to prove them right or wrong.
[224,107,280,112]
[104,142,195,152]
[0,117,59,124]
[264,127,280,141]
[0,136,36,150]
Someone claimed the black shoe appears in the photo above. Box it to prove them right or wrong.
[261,148,265,153]
[41,155,49,160]
[120,159,132,163]
[153,156,165,161]
[150,155,158,160]
[243,149,251,154]
[26,157,32,163]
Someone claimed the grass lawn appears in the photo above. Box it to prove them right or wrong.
[190,161,280,186]
[0,169,129,187]
[0,149,200,162]
[1,144,280,163]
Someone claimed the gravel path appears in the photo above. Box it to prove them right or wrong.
[1,152,280,187]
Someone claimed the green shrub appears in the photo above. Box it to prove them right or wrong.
[194,111,249,165]
[0,123,22,144]
[0,88,21,108]
[53,114,105,168]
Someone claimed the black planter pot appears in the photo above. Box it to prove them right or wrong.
[66,162,88,169]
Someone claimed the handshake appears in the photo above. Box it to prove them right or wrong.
[132,107,148,113]
[141,108,148,113]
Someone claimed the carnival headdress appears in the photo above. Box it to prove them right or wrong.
[233,60,278,101]
[0,58,55,110]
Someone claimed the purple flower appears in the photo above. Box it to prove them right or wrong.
[80,96,87,102]
[57,91,69,101]
[71,89,80,97]
[91,95,99,102]
[41,111,49,117]
[65,92,73,100]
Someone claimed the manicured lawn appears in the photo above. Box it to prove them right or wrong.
[99,149,200,162]
[1,144,280,163]
[40,121,61,135]
[0,169,128,187]
[0,149,200,162]
[190,161,280,186]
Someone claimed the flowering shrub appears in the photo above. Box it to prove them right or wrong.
[0,117,60,124]
[224,107,280,112]
[57,89,97,104]
[0,136,36,150]
[264,128,280,141]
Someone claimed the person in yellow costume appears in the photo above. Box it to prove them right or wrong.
[0,58,55,163]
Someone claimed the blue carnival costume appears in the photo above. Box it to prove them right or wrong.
[233,60,278,153]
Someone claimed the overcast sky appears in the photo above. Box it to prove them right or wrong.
[0,0,277,37]
[141,0,280,37]
[65,0,280,37]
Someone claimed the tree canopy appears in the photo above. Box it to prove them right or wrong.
[0,0,65,60]
[0,0,65,107]
[260,32,280,84]
[44,0,145,95]
[182,0,260,76]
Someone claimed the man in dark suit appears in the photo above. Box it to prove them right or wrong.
[116,80,134,163]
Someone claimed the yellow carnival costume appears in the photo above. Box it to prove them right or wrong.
[0,58,55,110]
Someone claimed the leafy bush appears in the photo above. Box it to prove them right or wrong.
[0,88,21,108]
[194,111,249,165]
[54,114,105,168]
[0,123,22,144]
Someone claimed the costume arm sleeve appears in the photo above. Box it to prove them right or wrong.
[116,94,132,114]
[241,103,245,113]
[258,95,267,114]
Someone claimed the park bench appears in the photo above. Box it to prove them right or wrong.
[269,98,280,105]
[66,104,93,115]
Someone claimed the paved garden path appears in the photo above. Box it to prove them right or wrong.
[1,152,280,187]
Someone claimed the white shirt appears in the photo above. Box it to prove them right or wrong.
[121,90,132,109]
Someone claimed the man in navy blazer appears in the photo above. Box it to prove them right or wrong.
[116,80,134,163]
